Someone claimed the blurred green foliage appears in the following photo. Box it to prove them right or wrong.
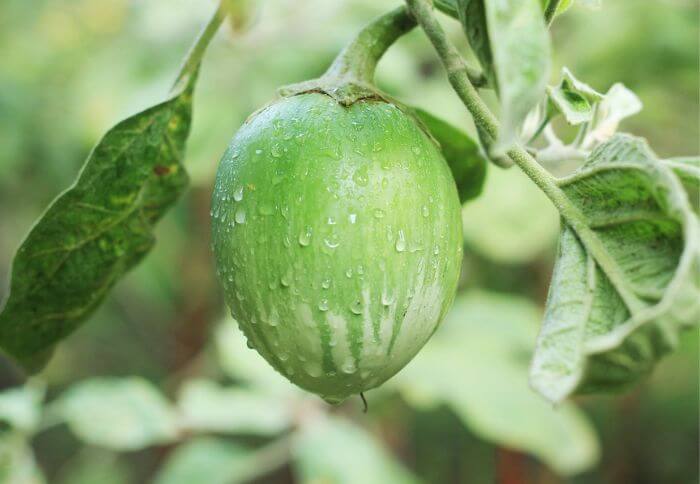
[0,0,697,483]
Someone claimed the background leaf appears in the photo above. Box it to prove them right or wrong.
[530,134,700,403]
[0,433,45,484]
[292,417,421,484]
[177,379,293,435]
[51,377,179,450]
[0,383,44,432]
[461,166,559,263]
[547,67,604,125]
[395,291,600,476]
[154,437,252,484]
[414,108,487,202]
[0,77,197,372]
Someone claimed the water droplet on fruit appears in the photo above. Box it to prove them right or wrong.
[349,213,357,224]
[298,226,312,246]
[318,299,329,311]
[350,300,362,315]
[321,278,331,289]
[373,208,385,219]
[271,144,282,158]
[324,234,340,249]
[395,230,406,252]
[422,205,429,217]
[345,268,353,278]
[234,208,246,224]
[412,146,421,155]
[341,359,357,374]
[255,149,262,155]
[233,186,244,201]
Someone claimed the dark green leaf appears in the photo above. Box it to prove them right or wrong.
[433,0,459,18]
[414,109,487,202]
[456,0,551,151]
[0,53,205,372]
[530,134,700,403]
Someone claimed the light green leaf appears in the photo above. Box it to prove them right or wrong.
[51,378,179,450]
[395,291,599,476]
[0,383,44,433]
[547,67,604,125]
[292,417,421,484]
[530,134,700,403]
[413,108,488,202]
[56,451,130,484]
[178,379,292,436]
[154,438,252,484]
[0,433,45,484]
[585,83,641,145]
[457,0,551,152]
[461,165,559,263]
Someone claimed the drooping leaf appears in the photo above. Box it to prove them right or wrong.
[547,67,604,125]
[456,0,551,151]
[530,134,700,404]
[0,433,45,484]
[0,5,225,372]
[583,83,642,147]
[0,383,44,432]
[395,291,599,476]
[154,438,252,484]
[50,378,179,450]
[177,379,292,436]
[414,108,488,202]
[292,417,421,484]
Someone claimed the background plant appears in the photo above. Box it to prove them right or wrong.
[0,0,697,482]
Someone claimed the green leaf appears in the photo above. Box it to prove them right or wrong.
[0,433,45,484]
[547,67,604,125]
[56,451,131,484]
[0,383,44,432]
[292,417,421,484]
[178,379,292,436]
[456,0,551,151]
[530,134,700,403]
[154,438,252,484]
[434,0,459,18]
[51,377,179,450]
[395,291,599,476]
[0,3,229,372]
[461,165,559,263]
[414,108,487,202]
[0,82,194,372]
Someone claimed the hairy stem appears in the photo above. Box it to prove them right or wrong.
[406,0,644,313]
[172,0,230,91]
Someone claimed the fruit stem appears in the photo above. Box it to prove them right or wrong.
[406,0,645,313]
[171,0,231,92]
[324,6,484,87]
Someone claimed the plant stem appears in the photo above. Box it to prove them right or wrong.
[324,6,485,87]
[544,0,562,26]
[237,435,293,483]
[406,0,644,312]
[172,0,230,92]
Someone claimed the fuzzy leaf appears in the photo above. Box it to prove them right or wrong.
[0,76,197,372]
[51,378,179,450]
[414,108,487,202]
[547,67,604,125]
[530,134,700,403]
[456,0,551,151]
